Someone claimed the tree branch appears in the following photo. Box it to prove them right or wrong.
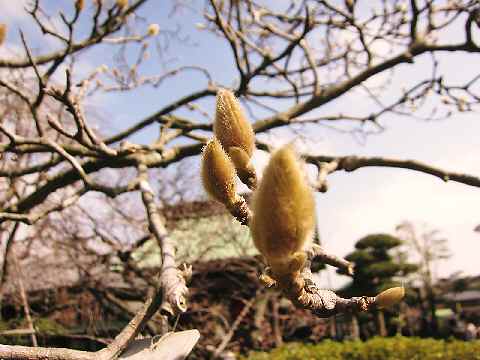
[138,165,190,316]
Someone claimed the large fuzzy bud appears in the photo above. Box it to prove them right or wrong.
[251,145,315,276]
[214,89,257,189]
[375,287,405,309]
[201,138,239,208]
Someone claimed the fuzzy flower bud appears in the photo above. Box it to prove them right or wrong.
[345,0,355,13]
[214,89,257,189]
[98,64,109,73]
[116,0,128,10]
[251,145,315,276]
[395,2,408,12]
[201,138,239,208]
[147,23,160,36]
[0,24,7,46]
[375,287,405,309]
[75,0,85,12]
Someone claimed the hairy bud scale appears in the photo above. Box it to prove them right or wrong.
[214,89,257,189]
[201,139,239,208]
[251,145,315,275]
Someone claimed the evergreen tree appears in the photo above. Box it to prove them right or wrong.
[339,233,417,336]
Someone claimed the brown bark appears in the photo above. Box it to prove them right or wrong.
[260,246,378,318]
[0,345,93,360]
[271,295,283,347]
[213,294,256,359]
[329,317,337,339]
[351,315,360,340]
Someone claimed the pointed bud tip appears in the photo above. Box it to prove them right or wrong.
[214,88,255,161]
[75,0,85,12]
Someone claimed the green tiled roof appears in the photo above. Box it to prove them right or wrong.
[132,214,257,268]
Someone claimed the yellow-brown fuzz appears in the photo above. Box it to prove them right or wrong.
[214,89,255,156]
[0,24,7,46]
[75,0,85,12]
[214,89,256,188]
[251,145,315,276]
[116,0,128,9]
[228,146,257,189]
[375,287,405,309]
[201,139,238,208]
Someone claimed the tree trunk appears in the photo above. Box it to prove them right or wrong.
[426,286,438,335]
[271,295,283,347]
[12,250,38,347]
[351,315,360,340]
[377,310,387,336]
[329,317,337,339]
[396,303,405,335]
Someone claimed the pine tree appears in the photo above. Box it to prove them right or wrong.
[339,234,417,336]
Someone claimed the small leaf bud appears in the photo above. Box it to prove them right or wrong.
[147,23,160,36]
[375,287,405,309]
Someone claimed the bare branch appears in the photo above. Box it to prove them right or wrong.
[138,164,189,316]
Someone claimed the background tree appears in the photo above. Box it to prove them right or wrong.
[396,221,451,335]
[339,233,417,337]
[0,0,479,358]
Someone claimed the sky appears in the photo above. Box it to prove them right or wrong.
[1,0,480,287]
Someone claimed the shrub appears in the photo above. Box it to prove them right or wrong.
[242,336,480,360]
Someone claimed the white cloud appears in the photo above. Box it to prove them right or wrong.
[315,161,480,289]
[0,0,30,22]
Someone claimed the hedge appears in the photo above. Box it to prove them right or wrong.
[242,336,480,360]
